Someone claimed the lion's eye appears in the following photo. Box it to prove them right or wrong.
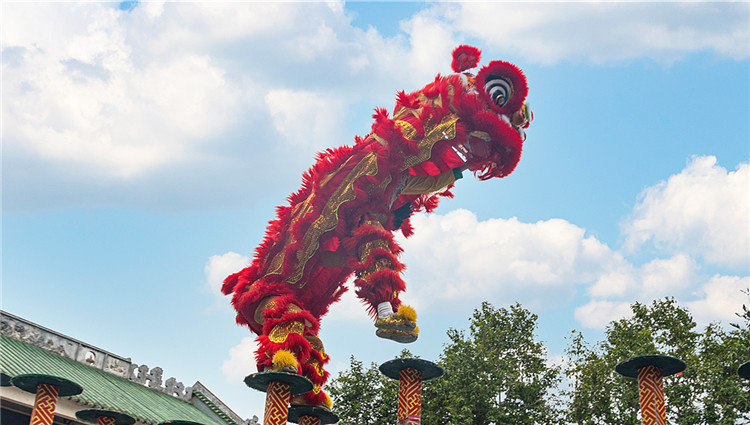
[484,75,513,108]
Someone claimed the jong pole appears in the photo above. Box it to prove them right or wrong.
[288,405,339,425]
[245,371,313,425]
[76,409,135,425]
[379,359,443,425]
[615,355,685,425]
[11,374,83,425]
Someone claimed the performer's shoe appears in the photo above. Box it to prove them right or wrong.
[375,305,417,332]
[376,328,418,344]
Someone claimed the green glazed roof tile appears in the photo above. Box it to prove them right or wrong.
[1,335,226,425]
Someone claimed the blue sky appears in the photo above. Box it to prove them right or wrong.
[2,1,749,420]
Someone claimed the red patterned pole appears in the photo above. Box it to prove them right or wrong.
[96,417,117,425]
[615,355,685,425]
[263,381,292,425]
[245,372,312,425]
[397,368,423,425]
[637,366,666,425]
[29,383,59,425]
[297,415,320,425]
[380,359,443,425]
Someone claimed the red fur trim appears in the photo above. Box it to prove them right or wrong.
[395,91,422,110]
[298,389,330,408]
[468,111,523,180]
[353,247,405,273]
[476,60,528,116]
[255,332,312,370]
[452,45,481,73]
[300,362,329,386]
[354,269,406,316]
[400,218,414,237]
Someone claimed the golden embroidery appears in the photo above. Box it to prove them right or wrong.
[262,194,314,278]
[394,105,422,120]
[402,114,459,170]
[305,335,325,353]
[319,155,355,188]
[254,296,279,325]
[374,258,392,272]
[269,321,305,343]
[395,120,418,141]
[357,238,389,261]
[288,152,380,287]
[370,133,389,146]
[369,173,392,198]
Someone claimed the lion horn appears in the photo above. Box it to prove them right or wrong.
[451,45,482,73]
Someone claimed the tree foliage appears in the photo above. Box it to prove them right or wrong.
[423,302,561,425]
[564,298,750,425]
[328,298,750,424]
[329,302,561,425]
[327,350,409,425]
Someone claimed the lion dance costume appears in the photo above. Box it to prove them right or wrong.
[222,45,532,410]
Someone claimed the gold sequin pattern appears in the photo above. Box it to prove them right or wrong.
[288,152,380,287]
[254,296,279,325]
[370,258,393,274]
[269,321,305,343]
[262,195,314,278]
[357,238,390,261]
[400,114,459,170]
[305,335,325,353]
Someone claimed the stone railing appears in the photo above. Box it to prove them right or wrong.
[0,311,191,401]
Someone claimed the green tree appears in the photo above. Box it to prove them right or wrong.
[423,302,562,425]
[564,297,750,425]
[327,350,412,425]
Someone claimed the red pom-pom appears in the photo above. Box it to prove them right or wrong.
[451,45,481,73]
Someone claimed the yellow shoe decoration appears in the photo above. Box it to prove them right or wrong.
[265,350,298,373]
[375,305,417,331]
[376,327,418,344]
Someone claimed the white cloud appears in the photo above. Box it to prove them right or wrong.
[574,300,632,330]
[400,210,622,311]
[205,252,251,308]
[640,254,698,295]
[395,154,747,330]
[221,337,258,384]
[3,3,241,178]
[687,275,750,324]
[321,278,372,326]
[438,2,749,64]
[265,89,348,155]
[623,156,749,270]
[5,2,745,210]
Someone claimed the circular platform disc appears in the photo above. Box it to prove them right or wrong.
[738,361,750,379]
[615,355,686,378]
[287,406,339,424]
[11,373,83,397]
[158,421,205,425]
[244,372,313,395]
[379,358,444,381]
[76,409,135,425]
[1,373,12,387]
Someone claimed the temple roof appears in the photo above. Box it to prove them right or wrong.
[1,335,227,425]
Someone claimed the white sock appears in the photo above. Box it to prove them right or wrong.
[377,301,394,318]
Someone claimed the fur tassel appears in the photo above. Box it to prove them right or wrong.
[451,45,481,73]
